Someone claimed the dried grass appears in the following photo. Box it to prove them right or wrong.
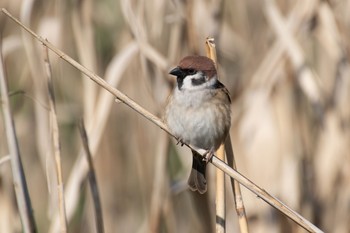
[1,1,349,233]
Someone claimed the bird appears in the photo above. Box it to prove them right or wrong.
[165,55,231,194]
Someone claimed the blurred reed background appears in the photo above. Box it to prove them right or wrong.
[0,0,349,232]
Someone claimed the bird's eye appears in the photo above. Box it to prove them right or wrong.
[187,69,196,75]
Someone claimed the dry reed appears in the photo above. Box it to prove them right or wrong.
[205,37,227,233]
[78,120,104,233]
[0,38,37,232]
[1,8,323,233]
[1,1,349,233]
[43,44,68,233]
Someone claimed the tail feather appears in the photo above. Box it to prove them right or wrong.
[188,150,207,194]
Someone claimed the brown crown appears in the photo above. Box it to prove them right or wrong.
[178,56,217,78]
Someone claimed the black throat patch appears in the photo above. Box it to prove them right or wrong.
[177,76,184,90]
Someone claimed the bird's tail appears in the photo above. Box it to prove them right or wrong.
[188,149,207,194]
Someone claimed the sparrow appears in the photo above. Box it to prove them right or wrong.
[165,55,231,194]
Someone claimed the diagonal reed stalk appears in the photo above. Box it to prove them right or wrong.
[264,0,321,105]
[1,8,324,233]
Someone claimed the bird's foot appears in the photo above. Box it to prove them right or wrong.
[176,138,184,147]
[202,149,215,163]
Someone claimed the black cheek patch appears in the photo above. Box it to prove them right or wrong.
[191,76,206,86]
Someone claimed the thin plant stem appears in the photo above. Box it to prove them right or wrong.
[225,135,249,233]
[43,45,68,233]
[1,8,324,233]
[205,37,226,233]
[78,120,104,233]
[0,35,37,233]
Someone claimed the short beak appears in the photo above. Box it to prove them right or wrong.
[169,67,183,77]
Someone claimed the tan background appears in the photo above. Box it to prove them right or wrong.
[0,0,349,232]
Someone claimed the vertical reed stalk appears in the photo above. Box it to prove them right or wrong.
[0,38,37,233]
[43,45,67,233]
[205,37,226,233]
[78,120,104,233]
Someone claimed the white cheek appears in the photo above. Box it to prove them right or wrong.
[181,73,218,91]
[181,74,195,90]
[181,73,204,90]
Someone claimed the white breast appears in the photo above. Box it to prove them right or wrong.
[165,86,230,151]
